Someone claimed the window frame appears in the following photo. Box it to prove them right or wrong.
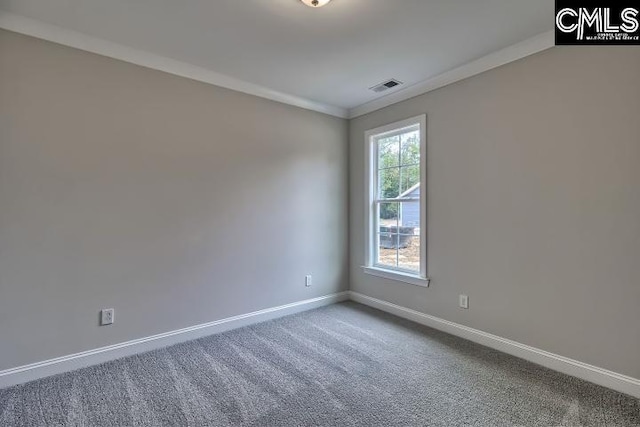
[363,115,429,287]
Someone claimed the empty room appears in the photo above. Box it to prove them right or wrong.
[0,1,639,426]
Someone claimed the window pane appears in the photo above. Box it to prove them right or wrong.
[377,233,398,268]
[400,165,420,195]
[378,135,400,169]
[378,202,399,228]
[400,130,420,166]
[379,167,400,199]
[398,235,420,272]
[399,200,420,228]
[377,202,399,268]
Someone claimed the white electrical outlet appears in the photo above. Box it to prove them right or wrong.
[101,308,115,325]
[459,295,469,309]
[305,275,312,287]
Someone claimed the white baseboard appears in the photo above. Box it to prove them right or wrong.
[3,290,638,399]
[0,291,349,389]
[349,291,640,399]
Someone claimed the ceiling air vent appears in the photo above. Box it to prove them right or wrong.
[370,79,403,93]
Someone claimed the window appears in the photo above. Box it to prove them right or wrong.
[364,115,428,287]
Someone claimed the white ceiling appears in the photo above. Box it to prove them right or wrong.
[0,0,553,115]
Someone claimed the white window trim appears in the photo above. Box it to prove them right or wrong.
[362,266,430,288]
[363,114,429,287]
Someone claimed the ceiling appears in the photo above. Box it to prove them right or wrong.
[0,0,553,116]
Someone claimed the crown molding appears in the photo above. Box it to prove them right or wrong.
[0,10,554,121]
[348,30,555,119]
[0,11,349,119]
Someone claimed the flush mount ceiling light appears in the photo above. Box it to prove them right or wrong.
[300,0,332,8]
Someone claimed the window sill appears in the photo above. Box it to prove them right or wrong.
[362,266,430,288]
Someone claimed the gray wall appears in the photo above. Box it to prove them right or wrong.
[2,26,639,381]
[0,30,348,370]
[350,46,640,378]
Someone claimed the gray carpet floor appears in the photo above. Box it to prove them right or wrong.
[1,302,638,426]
